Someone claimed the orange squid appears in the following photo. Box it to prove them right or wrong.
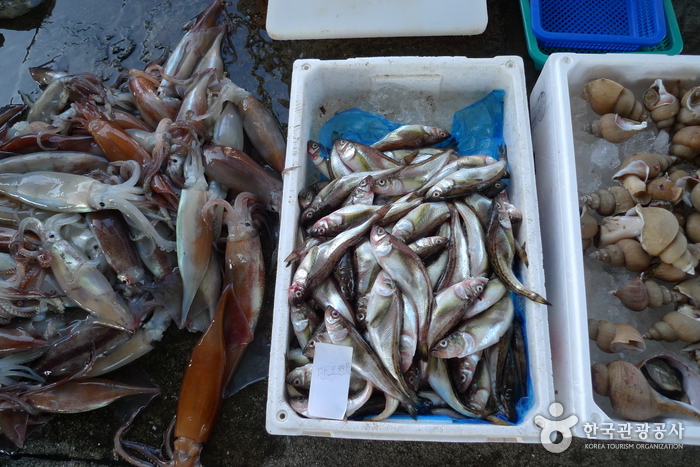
[115,284,254,467]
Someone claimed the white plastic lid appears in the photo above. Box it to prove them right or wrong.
[266,0,488,40]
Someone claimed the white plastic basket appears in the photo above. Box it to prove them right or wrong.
[531,52,700,444]
[266,56,553,442]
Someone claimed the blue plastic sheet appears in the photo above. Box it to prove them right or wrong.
[317,90,506,160]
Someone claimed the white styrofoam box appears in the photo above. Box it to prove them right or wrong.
[266,56,553,442]
[530,53,700,444]
[265,0,488,40]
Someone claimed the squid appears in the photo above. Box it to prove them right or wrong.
[0,160,177,252]
[115,284,254,467]
[17,214,136,332]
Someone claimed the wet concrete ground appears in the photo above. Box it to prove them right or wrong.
[1,0,700,465]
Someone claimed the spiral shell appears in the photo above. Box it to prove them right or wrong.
[588,319,646,353]
[646,176,683,204]
[582,78,648,121]
[686,212,700,244]
[643,261,690,283]
[586,114,647,144]
[619,152,676,178]
[673,277,700,307]
[643,309,700,343]
[580,206,598,251]
[580,186,635,216]
[590,239,651,272]
[643,79,680,130]
[671,125,700,160]
[678,87,700,126]
[591,360,700,422]
[612,277,676,311]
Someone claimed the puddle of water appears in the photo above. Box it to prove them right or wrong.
[0,0,289,125]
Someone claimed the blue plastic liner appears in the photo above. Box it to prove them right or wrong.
[317,90,506,160]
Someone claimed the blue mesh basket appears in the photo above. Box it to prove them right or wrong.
[531,0,667,51]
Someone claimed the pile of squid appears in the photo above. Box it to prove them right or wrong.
[579,77,700,423]
[0,0,281,464]
[284,121,549,424]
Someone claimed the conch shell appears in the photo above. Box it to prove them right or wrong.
[592,360,700,422]
[670,125,700,160]
[585,114,647,144]
[686,212,700,244]
[643,79,680,130]
[643,306,700,343]
[637,354,700,409]
[582,78,648,121]
[599,206,696,273]
[677,86,700,126]
[643,261,691,283]
[612,153,676,205]
[612,277,676,311]
[580,186,635,216]
[588,319,646,353]
[580,206,598,251]
[646,176,683,204]
[674,277,700,307]
[590,239,651,272]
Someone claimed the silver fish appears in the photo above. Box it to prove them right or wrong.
[431,294,514,359]
[324,306,427,418]
[428,276,488,349]
[371,125,451,152]
[425,159,507,200]
[486,193,550,305]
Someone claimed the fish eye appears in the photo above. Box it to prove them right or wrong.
[308,340,315,347]
[293,378,301,386]
[476,285,483,293]
[295,290,304,298]
[438,340,448,348]
[331,310,339,318]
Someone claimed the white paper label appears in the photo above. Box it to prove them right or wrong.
[307,342,353,420]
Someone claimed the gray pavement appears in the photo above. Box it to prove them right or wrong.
[1,0,699,465]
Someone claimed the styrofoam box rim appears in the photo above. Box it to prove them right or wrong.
[266,56,554,443]
[531,52,700,444]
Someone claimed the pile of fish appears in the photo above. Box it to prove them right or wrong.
[285,122,549,423]
[0,0,282,464]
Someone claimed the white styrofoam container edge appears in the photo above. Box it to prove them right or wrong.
[531,52,700,444]
[266,56,553,442]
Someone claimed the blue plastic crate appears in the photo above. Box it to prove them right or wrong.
[531,0,667,51]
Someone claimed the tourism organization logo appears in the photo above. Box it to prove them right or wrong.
[534,402,578,453]
[534,402,685,453]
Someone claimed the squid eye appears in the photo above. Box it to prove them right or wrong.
[48,233,55,239]
[244,222,251,227]
[99,202,106,208]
